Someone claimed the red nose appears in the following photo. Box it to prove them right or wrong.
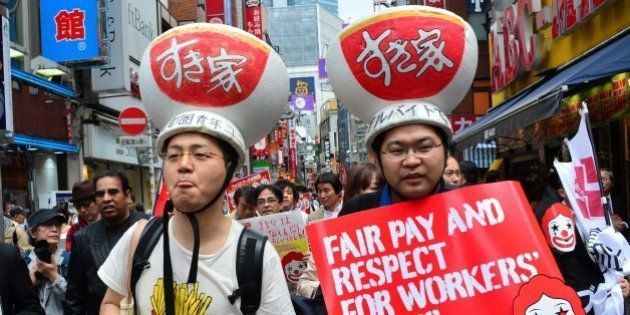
[561,230,569,238]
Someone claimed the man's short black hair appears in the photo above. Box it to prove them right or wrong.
[93,170,131,193]
[274,180,298,201]
[254,185,284,203]
[315,172,343,195]
[459,161,478,184]
[234,186,256,207]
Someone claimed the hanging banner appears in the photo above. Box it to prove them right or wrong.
[306,182,568,314]
[225,170,271,212]
[245,0,263,39]
[450,115,479,135]
[239,210,309,284]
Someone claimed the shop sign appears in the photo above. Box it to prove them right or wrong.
[118,135,150,147]
[245,0,263,39]
[467,0,491,13]
[539,72,630,139]
[83,124,138,165]
[289,77,315,111]
[91,0,124,91]
[490,0,615,93]
[450,115,479,135]
[206,0,225,24]
[0,16,12,132]
[40,0,100,63]
[423,0,446,9]
[252,137,269,158]
[126,0,157,63]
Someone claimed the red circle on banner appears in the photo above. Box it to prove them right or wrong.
[118,107,148,135]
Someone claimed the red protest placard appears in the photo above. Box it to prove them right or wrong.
[306,182,567,315]
[225,170,271,212]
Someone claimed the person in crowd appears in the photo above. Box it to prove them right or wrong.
[128,194,150,218]
[25,209,69,313]
[344,163,383,202]
[255,184,284,216]
[230,186,258,220]
[442,156,463,188]
[276,180,299,212]
[54,202,72,251]
[65,171,145,315]
[485,170,500,183]
[0,242,44,314]
[66,180,101,251]
[4,199,16,218]
[459,160,478,186]
[97,24,293,314]
[601,168,627,233]
[2,209,31,254]
[307,172,343,224]
[10,206,27,228]
[535,170,621,313]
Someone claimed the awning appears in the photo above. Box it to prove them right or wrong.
[11,68,76,98]
[13,133,79,153]
[454,31,630,149]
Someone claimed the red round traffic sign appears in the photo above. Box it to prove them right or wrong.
[118,107,147,135]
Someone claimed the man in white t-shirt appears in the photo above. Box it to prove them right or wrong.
[97,23,294,315]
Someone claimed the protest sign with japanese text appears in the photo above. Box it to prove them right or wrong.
[240,210,309,283]
[225,170,271,212]
[306,182,566,314]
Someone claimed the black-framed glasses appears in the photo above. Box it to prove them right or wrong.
[381,143,442,161]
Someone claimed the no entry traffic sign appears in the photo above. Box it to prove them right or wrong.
[118,107,147,135]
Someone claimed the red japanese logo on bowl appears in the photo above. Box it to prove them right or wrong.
[149,29,269,107]
[341,14,465,100]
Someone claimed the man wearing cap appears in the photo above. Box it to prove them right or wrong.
[25,209,69,314]
[98,23,294,314]
[66,180,101,251]
[2,207,31,254]
[65,171,145,315]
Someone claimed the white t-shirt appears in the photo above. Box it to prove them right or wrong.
[98,220,295,315]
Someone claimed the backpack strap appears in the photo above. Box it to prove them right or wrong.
[130,216,164,298]
[229,227,268,315]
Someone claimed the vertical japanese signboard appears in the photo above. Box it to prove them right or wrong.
[0,16,12,132]
[206,0,226,23]
[40,0,100,63]
[91,0,124,91]
[245,0,263,39]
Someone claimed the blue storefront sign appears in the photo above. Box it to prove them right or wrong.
[40,0,100,63]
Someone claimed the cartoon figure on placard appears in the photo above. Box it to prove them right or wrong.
[281,252,306,283]
[513,274,585,315]
[542,203,577,253]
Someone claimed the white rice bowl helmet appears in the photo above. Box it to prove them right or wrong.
[326,6,478,152]
[139,23,289,169]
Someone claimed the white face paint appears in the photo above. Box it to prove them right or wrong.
[284,259,307,283]
[525,294,575,315]
[547,214,576,252]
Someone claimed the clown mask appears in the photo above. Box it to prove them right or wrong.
[542,203,577,253]
[525,294,576,315]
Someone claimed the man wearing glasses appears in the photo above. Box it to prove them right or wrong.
[254,185,284,216]
[65,171,145,315]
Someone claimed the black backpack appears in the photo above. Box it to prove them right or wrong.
[130,217,268,315]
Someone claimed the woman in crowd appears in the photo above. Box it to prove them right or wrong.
[344,163,383,202]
